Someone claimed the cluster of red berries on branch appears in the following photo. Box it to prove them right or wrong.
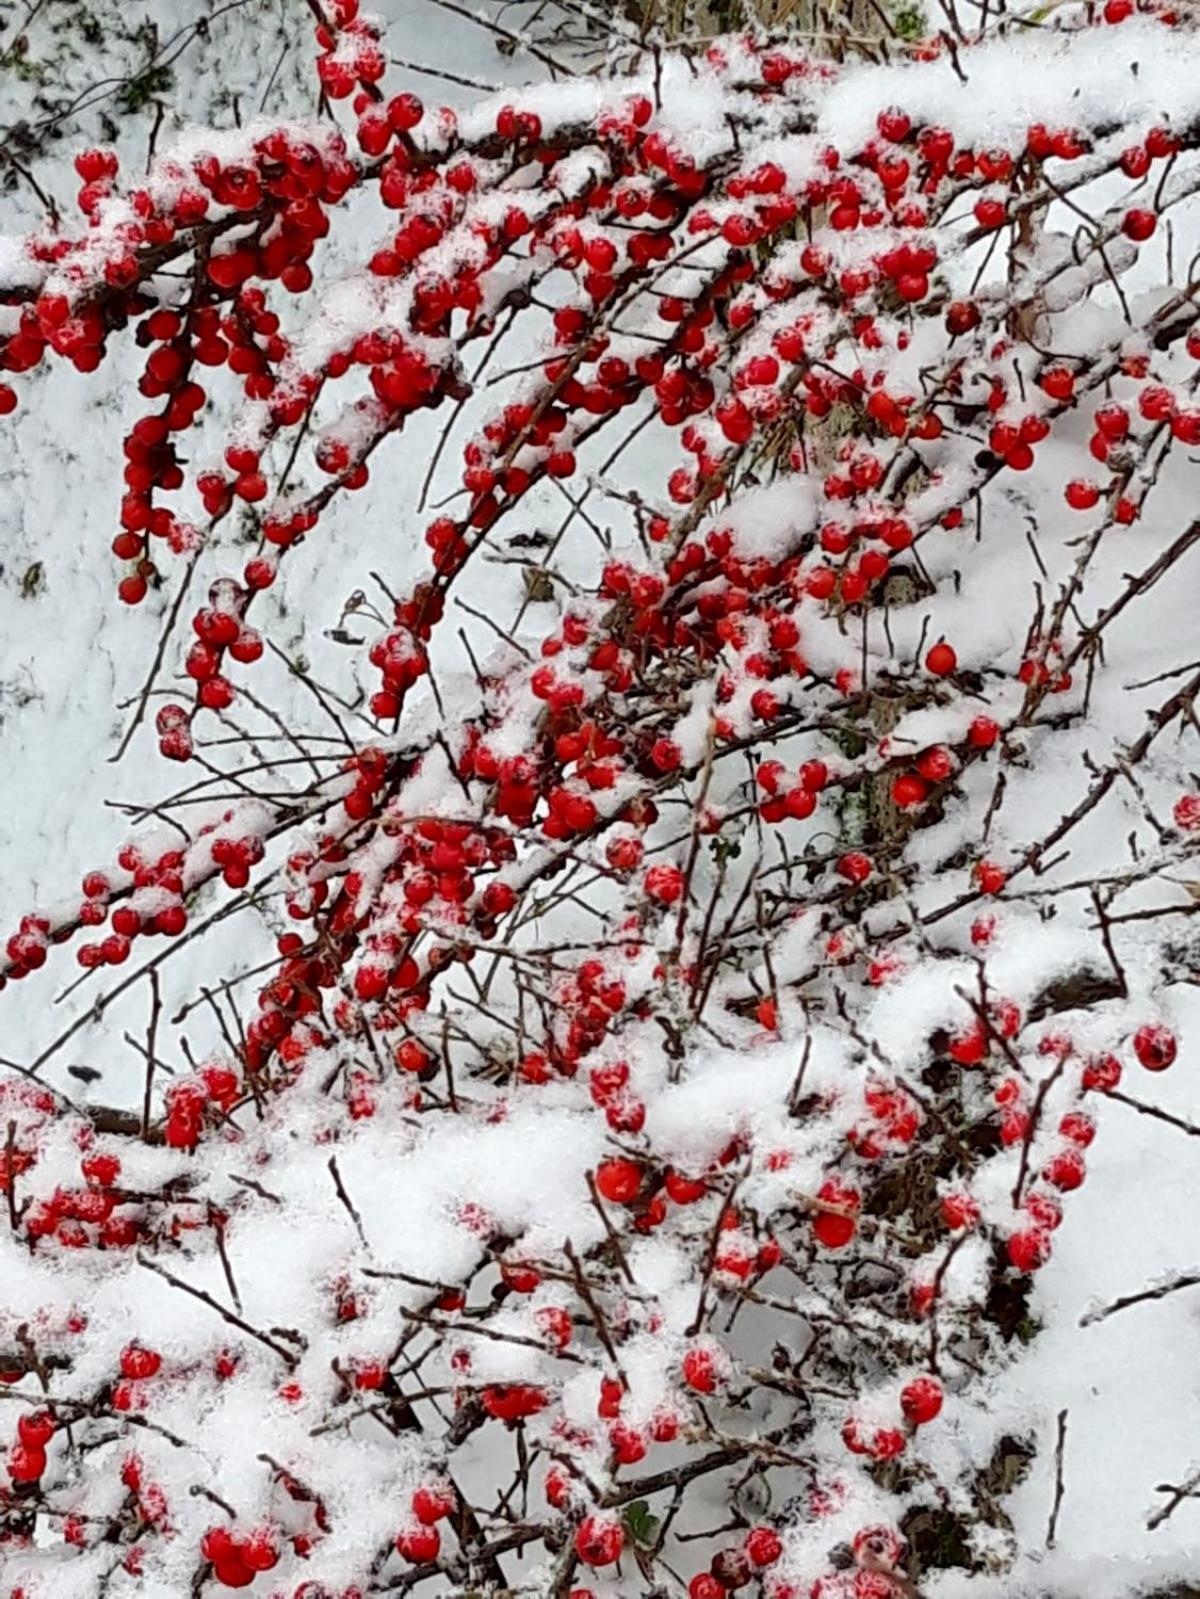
[2,2,1200,1595]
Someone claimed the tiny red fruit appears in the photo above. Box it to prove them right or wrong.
[745,1525,783,1566]
[594,1157,642,1205]
[683,1345,720,1393]
[1007,1227,1051,1274]
[1122,208,1157,242]
[690,1576,725,1599]
[395,1525,441,1563]
[574,1514,624,1567]
[813,1177,859,1249]
[900,1375,943,1426]
[1043,1148,1086,1192]
[1133,1023,1177,1072]
[836,851,872,885]
[925,641,957,676]
[1065,479,1100,510]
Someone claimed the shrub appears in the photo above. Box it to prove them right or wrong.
[1,2,1198,1594]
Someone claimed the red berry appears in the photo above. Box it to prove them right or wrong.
[1025,1190,1063,1232]
[916,746,954,783]
[940,1191,979,1230]
[877,107,911,143]
[238,1533,275,1574]
[644,863,685,905]
[948,1026,986,1067]
[925,641,957,676]
[1133,1023,1176,1071]
[682,1345,720,1393]
[395,1525,441,1563]
[1007,1227,1051,1273]
[973,861,1007,895]
[396,1039,432,1074]
[968,716,1000,749]
[1082,1053,1122,1093]
[974,198,1006,230]
[6,1441,46,1483]
[868,1426,906,1460]
[813,1177,859,1248]
[892,773,928,809]
[1039,366,1076,402]
[836,851,872,885]
[665,1169,707,1204]
[388,92,424,131]
[945,300,980,336]
[481,881,516,916]
[1123,208,1157,242]
[1094,403,1129,440]
[1043,1148,1086,1192]
[606,836,643,872]
[17,1410,55,1447]
[1065,479,1100,510]
[745,1525,783,1566]
[1058,1111,1095,1147]
[900,1375,943,1426]
[690,1577,725,1599]
[120,1344,161,1381]
[574,1515,624,1567]
[594,1158,642,1205]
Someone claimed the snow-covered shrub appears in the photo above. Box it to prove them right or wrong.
[1,2,1199,1596]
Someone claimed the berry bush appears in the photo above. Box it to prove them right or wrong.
[1,2,1200,1596]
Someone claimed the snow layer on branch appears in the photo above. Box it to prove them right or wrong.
[820,20,1200,151]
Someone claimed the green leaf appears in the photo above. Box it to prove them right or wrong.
[891,4,926,41]
[622,1499,660,1547]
